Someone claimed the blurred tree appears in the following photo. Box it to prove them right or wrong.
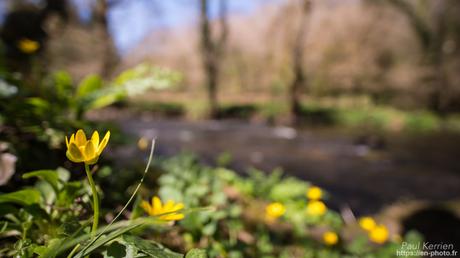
[92,0,118,78]
[0,0,70,83]
[199,0,228,117]
[289,0,312,120]
[372,0,460,113]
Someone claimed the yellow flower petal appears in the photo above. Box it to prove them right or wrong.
[91,131,100,147]
[141,200,152,215]
[163,200,175,211]
[161,213,184,221]
[65,129,109,165]
[142,196,185,221]
[67,142,84,163]
[65,136,69,148]
[75,129,87,147]
[152,196,162,215]
[172,203,184,212]
[84,141,96,158]
[97,131,110,155]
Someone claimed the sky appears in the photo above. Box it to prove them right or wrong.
[73,0,282,54]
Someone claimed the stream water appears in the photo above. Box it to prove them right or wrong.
[99,112,460,215]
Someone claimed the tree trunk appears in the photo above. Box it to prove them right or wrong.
[94,0,118,78]
[289,0,311,121]
[385,0,449,114]
[199,0,228,118]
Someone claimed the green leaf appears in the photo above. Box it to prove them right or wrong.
[76,74,103,98]
[0,203,18,217]
[53,71,73,98]
[81,86,125,111]
[73,221,144,258]
[23,204,49,220]
[269,178,308,202]
[0,221,8,233]
[185,249,207,258]
[345,235,370,255]
[56,167,71,183]
[26,97,51,115]
[23,170,60,192]
[102,241,130,258]
[38,238,64,258]
[0,189,42,206]
[121,235,183,258]
[114,64,181,94]
[202,222,217,236]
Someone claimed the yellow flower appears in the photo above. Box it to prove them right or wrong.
[17,38,40,54]
[137,137,149,150]
[66,129,110,165]
[359,217,376,231]
[306,200,327,216]
[369,224,389,244]
[307,186,322,200]
[141,196,185,221]
[323,231,338,245]
[265,202,286,220]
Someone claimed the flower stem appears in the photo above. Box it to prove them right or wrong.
[85,164,99,239]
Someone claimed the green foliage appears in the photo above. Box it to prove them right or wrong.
[0,166,202,258]
[149,154,415,258]
[0,64,180,171]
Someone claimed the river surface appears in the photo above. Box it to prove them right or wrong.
[92,110,460,215]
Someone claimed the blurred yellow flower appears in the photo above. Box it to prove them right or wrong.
[306,200,327,216]
[369,225,389,244]
[306,186,322,200]
[17,38,40,54]
[323,231,338,245]
[66,129,110,165]
[265,202,286,220]
[137,137,149,150]
[141,196,184,221]
[359,217,376,231]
